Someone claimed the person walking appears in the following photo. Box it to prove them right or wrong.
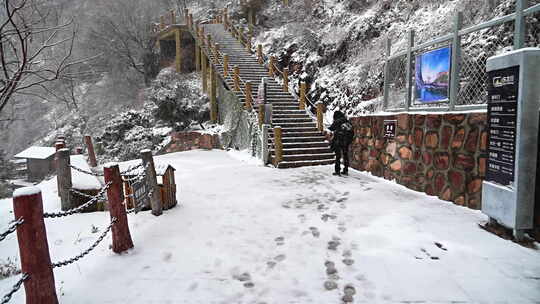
[329,111,354,176]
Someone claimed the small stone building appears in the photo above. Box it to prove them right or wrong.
[14,146,56,181]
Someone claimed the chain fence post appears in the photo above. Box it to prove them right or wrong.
[103,164,134,253]
[283,67,289,92]
[13,187,59,304]
[210,66,218,123]
[449,11,463,111]
[140,150,163,216]
[56,148,73,211]
[383,37,391,111]
[84,135,97,167]
[262,124,269,165]
[273,126,283,166]
[514,0,527,50]
[316,101,324,131]
[405,30,415,111]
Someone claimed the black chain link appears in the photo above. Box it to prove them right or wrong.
[1,273,29,304]
[44,182,112,218]
[69,164,104,177]
[120,163,144,175]
[70,188,105,200]
[52,217,117,268]
[0,218,24,242]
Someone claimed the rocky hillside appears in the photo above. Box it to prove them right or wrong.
[236,0,539,117]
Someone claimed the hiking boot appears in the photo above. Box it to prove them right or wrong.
[332,172,341,176]
[341,170,349,176]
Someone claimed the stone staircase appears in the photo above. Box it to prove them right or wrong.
[202,24,334,169]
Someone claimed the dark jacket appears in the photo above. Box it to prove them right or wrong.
[329,113,352,149]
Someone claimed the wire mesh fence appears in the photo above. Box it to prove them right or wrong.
[525,11,540,47]
[457,20,515,106]
[386,55,408,110]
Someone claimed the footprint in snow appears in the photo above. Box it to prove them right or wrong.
[274,254,286,262]
[309,227,320,238]
[434,242,448,251]
[275,236,285,246]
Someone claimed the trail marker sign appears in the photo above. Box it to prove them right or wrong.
[482,48,540,240]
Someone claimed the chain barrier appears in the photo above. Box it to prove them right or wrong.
[0,218,24,243]
[52,217,117,269]
[69,188,104,200]
[1,273,29,304]
[69,164,104,177]
[44,182,112,218]
[120,163,144,175]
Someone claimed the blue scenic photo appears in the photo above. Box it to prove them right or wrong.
[414,46,451,103]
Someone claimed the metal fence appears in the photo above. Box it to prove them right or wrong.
[383,0,540,112]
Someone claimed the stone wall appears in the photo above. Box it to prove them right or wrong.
[217,80,261,156]
[350,113,487,210]
[162,132,220,153]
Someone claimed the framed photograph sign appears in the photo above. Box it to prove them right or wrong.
[414,46,451,104]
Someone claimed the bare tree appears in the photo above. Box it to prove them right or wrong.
[0,0,90,114]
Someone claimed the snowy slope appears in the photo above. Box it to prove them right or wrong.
[1,150,539,303]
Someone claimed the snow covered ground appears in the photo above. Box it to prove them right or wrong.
[1,150,539,303]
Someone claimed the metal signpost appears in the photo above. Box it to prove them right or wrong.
[482,48,540,240]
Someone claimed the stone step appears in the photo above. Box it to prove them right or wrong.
[273,118,313,123]
[270,131,322,138]
[271,147,333,155]
[279,136,326,143]
[272,114,312,119]
[278,153,335,162]
[270,127,319,133]
[277,159,335,169]
[281,142,330,149]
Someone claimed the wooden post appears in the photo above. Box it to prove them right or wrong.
[245,81,253,111]
[262,124,269,165]
[210,66,218,123]
[13,187,59,304]
[258,104,265,127]
[56,148,73,211]
[239,27,244,44]
[224,54,229,77]
[195,42,201,71]
[300,82,306,110]
[316,101,324,132]
[206,34,212,48]
[233,65,241,91]
[214,43,220,61]
[140,150,162,216]
[269,56,275,77]
[273,126,283,166]
[201,54,208,93]
[103,164,134,253]
[257,44,263,64]
[283,67,289,92]
[175,29,182,73]
[84,135,97,167]
[54,142,64,151]
[189,13,193,28]
[247,33,252,52]
[184,8,189,24]
[170,9,176,24]
[160,16,165,29]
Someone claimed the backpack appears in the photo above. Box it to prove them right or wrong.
[339,120,354,145]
